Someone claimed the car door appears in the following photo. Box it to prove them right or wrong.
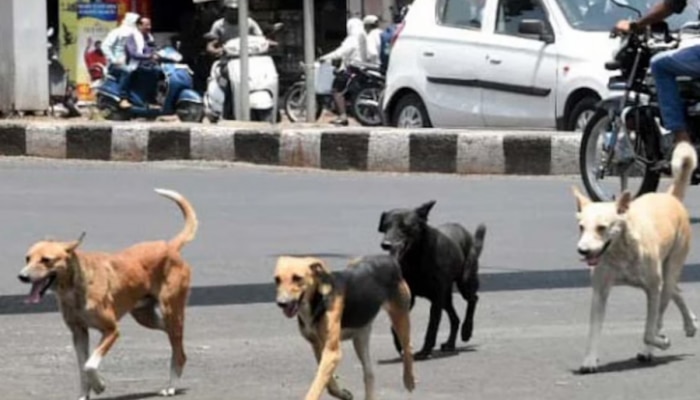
[420,0,488,127]
[479,0,558,128]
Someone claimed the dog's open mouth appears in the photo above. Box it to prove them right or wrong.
[25,274,56,304]
[280,300,300,318]
[582,254,601,268]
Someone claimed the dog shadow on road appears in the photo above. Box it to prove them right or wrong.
[100,389,189,400]
[377,345,478,365]
[571,354,692,375]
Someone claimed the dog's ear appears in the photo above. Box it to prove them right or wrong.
[378,212,387,233]
[616,191,632,214]
[572,186,591,212]
[64,232,86,253]
[309,262,334,296]
[416,200,436,220]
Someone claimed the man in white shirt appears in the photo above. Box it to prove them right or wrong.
[320,17,368,126]
[363,15,383,66]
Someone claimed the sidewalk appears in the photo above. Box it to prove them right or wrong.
[0,120,581,175]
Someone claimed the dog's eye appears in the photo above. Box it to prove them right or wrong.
[25,256,30,264]
[40,257,53,264]
[578,225,583,233]
[292,274,303,284]
[596,225,607,234]
[274,276,281,285]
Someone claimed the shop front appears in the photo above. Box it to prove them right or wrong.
[46,0,398,101]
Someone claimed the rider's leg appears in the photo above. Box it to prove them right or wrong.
[650,46,700,148]
[114,65,132,109]
[331,70,350,126]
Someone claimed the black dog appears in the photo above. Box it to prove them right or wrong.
[378,200,486,359]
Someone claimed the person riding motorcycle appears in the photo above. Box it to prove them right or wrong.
[101,12,140,109]
[363,15,382,66]
[319,17,369,126]
[614,0,700,166]
[205,0,264,119]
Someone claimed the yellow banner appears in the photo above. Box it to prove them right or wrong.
[75,3,118,102]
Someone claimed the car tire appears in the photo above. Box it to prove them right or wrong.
[391,93,432,128]
[567,96,599,132]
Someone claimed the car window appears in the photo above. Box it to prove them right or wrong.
[495,0,551,36]
[437,0,484,30]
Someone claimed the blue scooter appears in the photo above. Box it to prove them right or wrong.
[95,46,204,122]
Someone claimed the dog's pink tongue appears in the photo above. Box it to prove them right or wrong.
[586,257,600,268]
[283,303,298,318]
[24,283,43,304]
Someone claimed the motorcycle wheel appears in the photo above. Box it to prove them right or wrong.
[579,108,660,202]
[97,95,129,121]
[176,102,205,123]
[351,86,384,127]
[283,81,323,122]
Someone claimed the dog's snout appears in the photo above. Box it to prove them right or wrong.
[381,241,393,250]
[18,274,30,283]
[577,248,590,256]
[276,301,288,309]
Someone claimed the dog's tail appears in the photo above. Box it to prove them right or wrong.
[463,224,487,284]
[155,188,199,251]
[667,141,698,201]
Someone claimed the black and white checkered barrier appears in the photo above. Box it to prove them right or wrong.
[0,122,581,175]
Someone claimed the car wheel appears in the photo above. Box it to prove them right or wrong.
[567,96,599,132]
[391,93,431,128]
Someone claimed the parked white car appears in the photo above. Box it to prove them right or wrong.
[382,0,696,131]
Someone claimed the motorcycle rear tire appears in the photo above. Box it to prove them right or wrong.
[351,86,384,127]
[97,95,129,121]
[579,108,660,202]
[283,81,323,123]
[176,102,205,123]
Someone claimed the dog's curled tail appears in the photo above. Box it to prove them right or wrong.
[472,224,487,260]
[667,141,698,201]
[155,188,199,251]
[463,224,487,284]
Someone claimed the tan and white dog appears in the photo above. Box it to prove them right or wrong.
[573,142,699,373]
[18,189,198,399]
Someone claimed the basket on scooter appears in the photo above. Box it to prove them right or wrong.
[314,61,334,95]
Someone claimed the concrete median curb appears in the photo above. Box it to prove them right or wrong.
[0,121,582,175]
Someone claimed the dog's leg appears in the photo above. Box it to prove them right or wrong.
[641,281,671,353]
[392,294,415,354]
[385,284,416,393]
[440,291,460,352]
[458,271,479,343]
[580,270,612,374]
[85,326,119,395]
[638,279,675,362]
[416,294,445,359]
[311,342,352,400]
[71,327,90,400]
[673,289,698,337]
[353,326,375,400]
[159,288,190,397]
[306,297,345,400]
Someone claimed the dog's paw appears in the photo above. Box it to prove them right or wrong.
[159,387,176,397]
[334,388,353,400]
[685,318,698,338]
[636,352,654,363]
[645,334,671,350]
[579,356,599,374]
[413,350,432,361]
[440,342,456,353]
[404,373,416,392]
[86,369,106,395]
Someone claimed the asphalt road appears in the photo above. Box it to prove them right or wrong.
[3,158,700,400]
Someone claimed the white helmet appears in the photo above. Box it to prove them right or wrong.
[363,15,379,25]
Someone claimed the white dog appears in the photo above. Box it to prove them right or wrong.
[573,141,698,373]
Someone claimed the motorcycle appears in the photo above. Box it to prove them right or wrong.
[203,24,283,123]
[283,61,385,126]
[47,28,81,118]
[579,1,700,201]
[95,46,204,122]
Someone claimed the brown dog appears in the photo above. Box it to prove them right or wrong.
[274,255,416,400]
[18,188,198,400]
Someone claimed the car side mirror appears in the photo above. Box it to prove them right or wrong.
[518,19,554,44]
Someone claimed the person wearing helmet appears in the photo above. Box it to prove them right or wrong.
[206,0,264,57]
[319,17,369,126]
[363,15,382,66]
